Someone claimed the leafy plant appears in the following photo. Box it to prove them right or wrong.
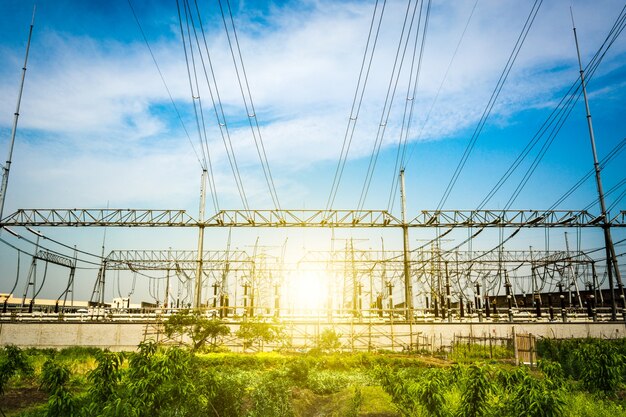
[40,359,76,417]
[164,309,230,352]
[287,357,311,384]
[457,364,492,417]
[315,328,342,353]
[236,317,286,351]
[0,345,32,394]
[347,386,363,417]
[205,368,249,417]
[248,370,294,417]
[574,341,624,393]
[87,350,123,403]
[509,370,565,417]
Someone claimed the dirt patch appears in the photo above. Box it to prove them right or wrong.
[0,387,47,414]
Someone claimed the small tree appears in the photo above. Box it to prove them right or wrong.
[236,317,286,351]
[0,345,33,417]
[164,309,230,352]
[40,359,76,417]
[316,328,342,353]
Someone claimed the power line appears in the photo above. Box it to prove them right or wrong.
[176,0,222,215]
[548,138,626,210]
[402,0,478,170]
[357,0,420,211]
[325,0,388,212]
[388,0,432,212]
[218,0,282,210]
[437,0,543,210]
[501,7,626,210]
[185,0,251,213]
[126,0,203,169]
[479,5,626,210]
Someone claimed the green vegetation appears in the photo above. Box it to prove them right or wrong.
[236,317,287,351]
[163,309,231,352]
[0,338,624,416]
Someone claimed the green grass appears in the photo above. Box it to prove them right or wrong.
[2,340,626,417]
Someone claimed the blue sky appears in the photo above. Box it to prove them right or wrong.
[0,0,625,304]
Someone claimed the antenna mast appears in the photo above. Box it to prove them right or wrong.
[0,6,35,222]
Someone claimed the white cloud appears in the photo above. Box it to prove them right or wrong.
[0,0,624,211]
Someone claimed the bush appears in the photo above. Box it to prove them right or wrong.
[458,364,493,417]
[249,370,294,417]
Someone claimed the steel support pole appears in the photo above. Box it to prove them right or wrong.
[573,19,623,320]
[0,8,35,222]
[400,170,412,322]
[194,170,207,308]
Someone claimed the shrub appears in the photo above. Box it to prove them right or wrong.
[40,359,76,417]
[457,364,493,417]
[249,370,294,417]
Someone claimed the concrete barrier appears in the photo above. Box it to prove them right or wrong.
[1,321,625,352]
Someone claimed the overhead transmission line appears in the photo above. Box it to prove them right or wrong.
[390,0,476,212]
[325,0,387,212]
[217,0,282,211]
[501,6,626,210]
[478,5,626,210]
[585,177,626,212]
[382,0,432,213]
[126,0,203,169]
[547,138,626,211]
[180,0,251,213]
[1,230,100,267]
[176,0,220,213]
[436,0,543,210]
[356,0,425,211]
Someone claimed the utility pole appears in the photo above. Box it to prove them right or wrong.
[572,12,624,320]
[194,169,208,308]
[0,7,35,222]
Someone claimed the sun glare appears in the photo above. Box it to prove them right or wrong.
[285,270,329,316]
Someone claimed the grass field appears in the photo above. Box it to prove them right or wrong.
[1,338,625,416]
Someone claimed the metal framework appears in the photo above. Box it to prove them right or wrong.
[34,249,76,269]
[2,208,625,228]
[105,250,252,271]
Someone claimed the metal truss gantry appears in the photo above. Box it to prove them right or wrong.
[2,208,626,228]
[1,207,623,318]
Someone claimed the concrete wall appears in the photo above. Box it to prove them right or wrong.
[0,322,147,351]
[2,321,625,352]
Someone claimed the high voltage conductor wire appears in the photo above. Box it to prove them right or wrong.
[325,0,387,212]
[480,6,626,210]
[607,182,626,213]
[394,0,477,210]
[177,0,220,213]
[436,0,543,211]
[585,177,626,212]
[5,249,21,300]
[218,0,282,211]
[548,138,626,210]
[177,0,208,170]
[387,0,432,213]
[185,0,251,213]
[126,0,203,170]
[2,227,174,273]
[0,233,101,267]
[502,8,626,210]
[357,0,421,211]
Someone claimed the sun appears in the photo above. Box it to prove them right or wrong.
[285,270,329,316]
